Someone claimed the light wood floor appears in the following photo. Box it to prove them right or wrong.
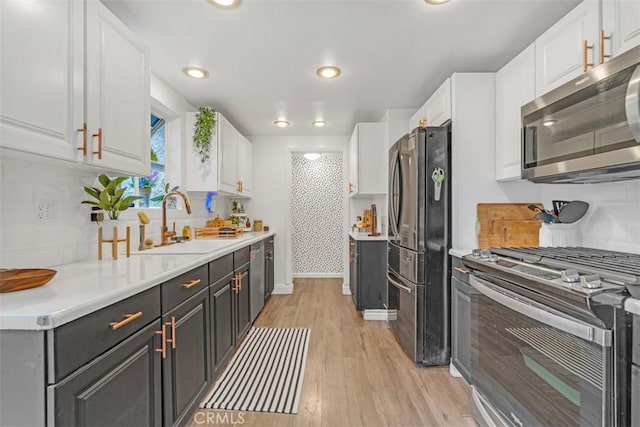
[189,278,473,427]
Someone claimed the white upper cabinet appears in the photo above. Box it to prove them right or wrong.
[85,0,150,176]
[184,112,252,197]
[0,0,150,176]
[0,0,84,161]
[602,0,640,59]
[495,44,536,182]
[425,79,452,127]
[535,0,600,97]
[348,122,386,197]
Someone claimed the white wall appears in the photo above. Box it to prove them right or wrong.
[247,135,349,288]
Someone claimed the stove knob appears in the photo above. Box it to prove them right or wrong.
[472,249,482,258]
[561,269,580,283]
[580,274,602,289]
[488,255,500,262]
[480,250,491,259]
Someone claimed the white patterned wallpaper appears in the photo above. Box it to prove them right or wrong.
[290,153,344,274]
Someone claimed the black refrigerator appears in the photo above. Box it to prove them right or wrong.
[387,125,451,366]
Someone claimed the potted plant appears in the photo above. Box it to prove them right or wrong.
[82,174,142,239]
[193,106,216,163]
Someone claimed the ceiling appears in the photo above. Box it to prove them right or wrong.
[102,0,581,137]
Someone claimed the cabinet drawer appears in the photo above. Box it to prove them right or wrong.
[53,286,160,382]
[234,246,250,269]
[209,253,233,285]
[451,256,470,284]
[161,264,208,313]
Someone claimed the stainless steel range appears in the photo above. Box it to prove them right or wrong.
[463,247,635,427]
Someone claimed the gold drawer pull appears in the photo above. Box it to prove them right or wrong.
[454,267,470,274]
[600,30,611,64]
[583,40,594,72]
[155,324,167,358]
[110,311,143,330]
[77,122,87,155]
[165,316,176,349]
[182,278,202,289]
[92,128,103,159]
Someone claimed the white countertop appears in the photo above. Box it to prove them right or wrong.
[625,297,640,316]
[0,232,274,331]
[449,248,474,258]
[349,231,387,241]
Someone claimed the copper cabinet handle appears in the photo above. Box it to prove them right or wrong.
[237,273,242,292]
[92,128,103,159]
[77,122,87,155]
[232,274,239,293]
[600,30,611,64]
[583,40,594,72]
[165,316,176,349]
[454,266,470,274]
[182,278,202,289]
[110,311,143,330]
[155,324,167,358]
[240,180,243,193]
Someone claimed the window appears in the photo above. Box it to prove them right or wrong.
[123,114,167,208]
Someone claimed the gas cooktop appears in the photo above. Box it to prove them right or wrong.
[463,247,640,297]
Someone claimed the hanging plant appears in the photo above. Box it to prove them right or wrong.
[193,106,217,163]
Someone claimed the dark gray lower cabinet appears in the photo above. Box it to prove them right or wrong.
[162,288,211,427]
[235,267,251,343]
[451,256,472,383]
[51,320,163,426]
[264,237,274,299]
[349,237,386,311]
[211,274,235,374]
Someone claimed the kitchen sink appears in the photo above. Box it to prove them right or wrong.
[131,239,238,255]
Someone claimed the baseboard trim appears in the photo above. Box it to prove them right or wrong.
[272,282,293,295]
[342,283,351,295]
[449,363,462,378]
[292,273,343,278]
[363,309,396,321]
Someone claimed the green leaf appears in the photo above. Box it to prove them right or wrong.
[111,188,125,206]
[98,174,110,188]
[83,186,101,201]
[115,195,142,211]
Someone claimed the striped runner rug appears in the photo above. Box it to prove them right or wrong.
[200,327,311,414]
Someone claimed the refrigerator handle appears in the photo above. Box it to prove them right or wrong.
[389,149,400,239]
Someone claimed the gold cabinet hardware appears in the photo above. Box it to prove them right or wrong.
[92,128,103,159]
[240,180,243,193]
[232,274,239,293]
[236,180,241,193]
[165,316,176,349]
[583,40,594,72]
[348,182,354,194]
[419,118,427,128]
[454,266,470,274]
[182,278,202,289]
[600,30,611,64]
[155,324,167,358]
[77,123,87,155]
[238,273,242,292]
[110,311,143,330]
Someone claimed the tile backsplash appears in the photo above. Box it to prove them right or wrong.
[0,155,222,268]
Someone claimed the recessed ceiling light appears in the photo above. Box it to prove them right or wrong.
[273,120,290,128]
[425,0,451,4]
[304,153,322,161]
[312,120,327,127]
[542,119,558,127]
[316,66,341,79]
[183,67,209,79]
[210,0,237,6]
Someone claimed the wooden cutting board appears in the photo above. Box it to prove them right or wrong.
[477,203,543,249]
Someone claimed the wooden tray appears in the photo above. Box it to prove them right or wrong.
[194,227,243,239]
[477,203,543,249]
[0,268,57,293]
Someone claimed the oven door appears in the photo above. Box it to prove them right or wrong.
[470,274,613,427]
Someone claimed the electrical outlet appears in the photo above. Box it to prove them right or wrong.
[91,212,104,222]
[37,203,45,221]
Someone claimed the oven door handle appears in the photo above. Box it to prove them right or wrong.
[387,273,412,294]
[470,275,611,347]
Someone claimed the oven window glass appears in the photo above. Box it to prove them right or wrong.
[472,290,608,426]
[523,66,637,169]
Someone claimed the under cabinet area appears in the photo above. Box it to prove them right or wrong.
[0,0,150,176]
[349,236,387,312]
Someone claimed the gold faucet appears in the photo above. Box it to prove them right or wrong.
[159,191,192,246]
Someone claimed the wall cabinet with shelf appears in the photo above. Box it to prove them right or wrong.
[0,0,150,176]
[348,122,387,197]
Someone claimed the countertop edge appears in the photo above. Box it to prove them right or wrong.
[449,248,473,258]
[625,297,640,316]
[348,231,387,241]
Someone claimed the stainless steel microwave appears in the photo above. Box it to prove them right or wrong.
[521,44,640,183]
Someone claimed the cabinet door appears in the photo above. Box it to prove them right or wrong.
[211,278,235,374]
[357,123,387,195]
[235,269,251,343]
[85,0,150,176]
[51,320,162,426]
[603,0,640,59]
[425,79,451,127]
[495,44,535,182]
[218,114,239,194]
[0,0,84,161]
[183,112,219,192]
[349,238,358,308]
[535,0,600,97]
[359,241,387,310]
[349,125,359,195]
[163,289,211,427]
[451,276,472,383]
[238,134,252,196]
